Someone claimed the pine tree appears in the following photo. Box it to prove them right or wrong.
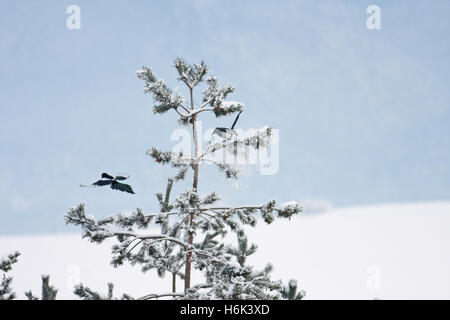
[65,58,304,299]
[280,279,306,300]
[74,283,133,300]
[25,275,58,300]
[0,251,20,300]
[1,251,61,300]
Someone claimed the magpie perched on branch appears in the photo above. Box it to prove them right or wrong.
[212,111,243,140]
[80,173,135,194]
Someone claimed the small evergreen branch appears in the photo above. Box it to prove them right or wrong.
[202,77,236,110]
[0,251,20,300]
[24,290,39,300]
[173,57,209,88]
[0,252,20,272]
[280,279,306,300]
[25,275,58,300]
[136,66,185,115]
[74,282,133,300]
[200,126,273,161]
[0,275,15,300]
[41,275,58,300]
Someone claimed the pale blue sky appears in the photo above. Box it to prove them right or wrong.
[1,0,449,235]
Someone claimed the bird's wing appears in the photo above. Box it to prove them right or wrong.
[115,173,130,181]
[213,127,226,136]
[93,179,113,186]
[230,111,243,129]
[101,173,115,180]
[80,179,112,188]
[111,181,135,194]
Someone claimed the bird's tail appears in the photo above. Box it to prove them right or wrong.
[79,184,98,188]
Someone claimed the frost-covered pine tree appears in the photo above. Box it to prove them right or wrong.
[25,275,58,300]
[1,251,60,300]
[0,252,20,300]
[65,58,304,300]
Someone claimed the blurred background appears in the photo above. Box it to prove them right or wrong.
[0,0,449,234]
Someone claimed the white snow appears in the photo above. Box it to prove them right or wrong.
[300,198,333,214]
[221,101,244,107]
[1,201,450,299]
[278,201,298,210]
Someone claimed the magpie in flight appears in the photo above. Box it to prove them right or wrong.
[212,111,243,140]
[80,173,135,194]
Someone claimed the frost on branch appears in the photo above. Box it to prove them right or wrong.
[0,252,20,273]
[174,57,209,88]
[280,279,306,300]
[65,203,114,243]
[64,192,302,299]
[136,66,185,115]
[201,77,245,118]
[74,282,133,300]
[146,147,191,180]
[205,126,273,159]
[277,201,302,219]
[0,251,20,300]
[187,234,284,300]
[146,147,175,164]
[213,101,244,118]
[25,275,58,300]
[214,162,239,179]
[201,126,273,181]
[0,276,15,300]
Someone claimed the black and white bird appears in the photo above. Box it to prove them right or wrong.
[80,173,135,194]
[212,111,243,140]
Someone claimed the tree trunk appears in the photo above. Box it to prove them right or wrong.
[172,273,176,293]
[184,87,199,292]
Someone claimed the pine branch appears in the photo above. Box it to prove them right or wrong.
[0,275,15,300]
[41,275,58,300]
[24,290,39,300]
[199,126,273,161]
[25,275,58,300]
[0,252,20,272]
[74,282,133,300]
[136,66,185,115]
[138,283,212,300]
[173,57,209,89]
[280,280,306,300]
[0,251,20,300]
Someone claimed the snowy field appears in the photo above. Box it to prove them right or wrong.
[1,202,450,300]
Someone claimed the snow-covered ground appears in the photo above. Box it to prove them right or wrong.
[1,202,450,300]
